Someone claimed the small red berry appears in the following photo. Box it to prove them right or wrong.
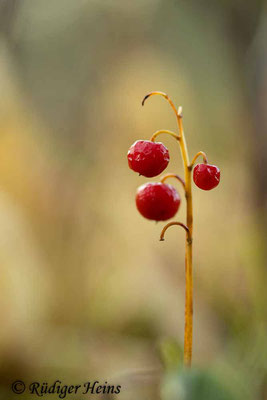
[127,140,169,177]
[193,163,220,190]
[136,182,180,221]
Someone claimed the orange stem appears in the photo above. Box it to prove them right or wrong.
[143,92,193,367]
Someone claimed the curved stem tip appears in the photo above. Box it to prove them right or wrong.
[150,130,180,142]
[160,221,189,242]
[160,173,186,190]
[142,91,179,121]
[189,151,208,169]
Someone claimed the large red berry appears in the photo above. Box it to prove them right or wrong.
[136,182,180,221]
[193,163,220,190]
[127,140,169,177]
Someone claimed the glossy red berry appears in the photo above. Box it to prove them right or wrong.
[193,163,220,190]
[136,182,180,221]
[127,140,169,177]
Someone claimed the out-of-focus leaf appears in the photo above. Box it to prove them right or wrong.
[161,368,239,400]
[158,337,183,371]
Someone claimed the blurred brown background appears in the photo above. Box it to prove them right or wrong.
[0,0,266,399]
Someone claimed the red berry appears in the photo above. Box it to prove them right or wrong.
[193,163,220,190]
[127,140,169,177]
[136,182,180,221]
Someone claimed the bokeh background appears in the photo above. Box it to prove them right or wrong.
[0,0,266,399]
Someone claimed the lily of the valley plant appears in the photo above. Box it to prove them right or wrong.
[127,91,220,367]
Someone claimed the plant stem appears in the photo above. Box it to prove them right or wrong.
[150,129,180,142]
[176,112,193,368]
[160,221,189,241]
[142,92,193,367]
[189,151,208,169]
[160,173,186,190]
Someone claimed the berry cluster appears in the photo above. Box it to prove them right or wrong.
[128,140,220,221]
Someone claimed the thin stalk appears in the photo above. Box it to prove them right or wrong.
[189,151,208,169]
[160,221,189,241]
[160,173,186,190]
[150,130,180,142]
[176,112,193,368]
[143,92,193,367]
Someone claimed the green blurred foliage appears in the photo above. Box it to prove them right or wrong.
[161,368,240,400]
[0,0,266,399]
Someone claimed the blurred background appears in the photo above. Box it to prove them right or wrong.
[0,0,266,399]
